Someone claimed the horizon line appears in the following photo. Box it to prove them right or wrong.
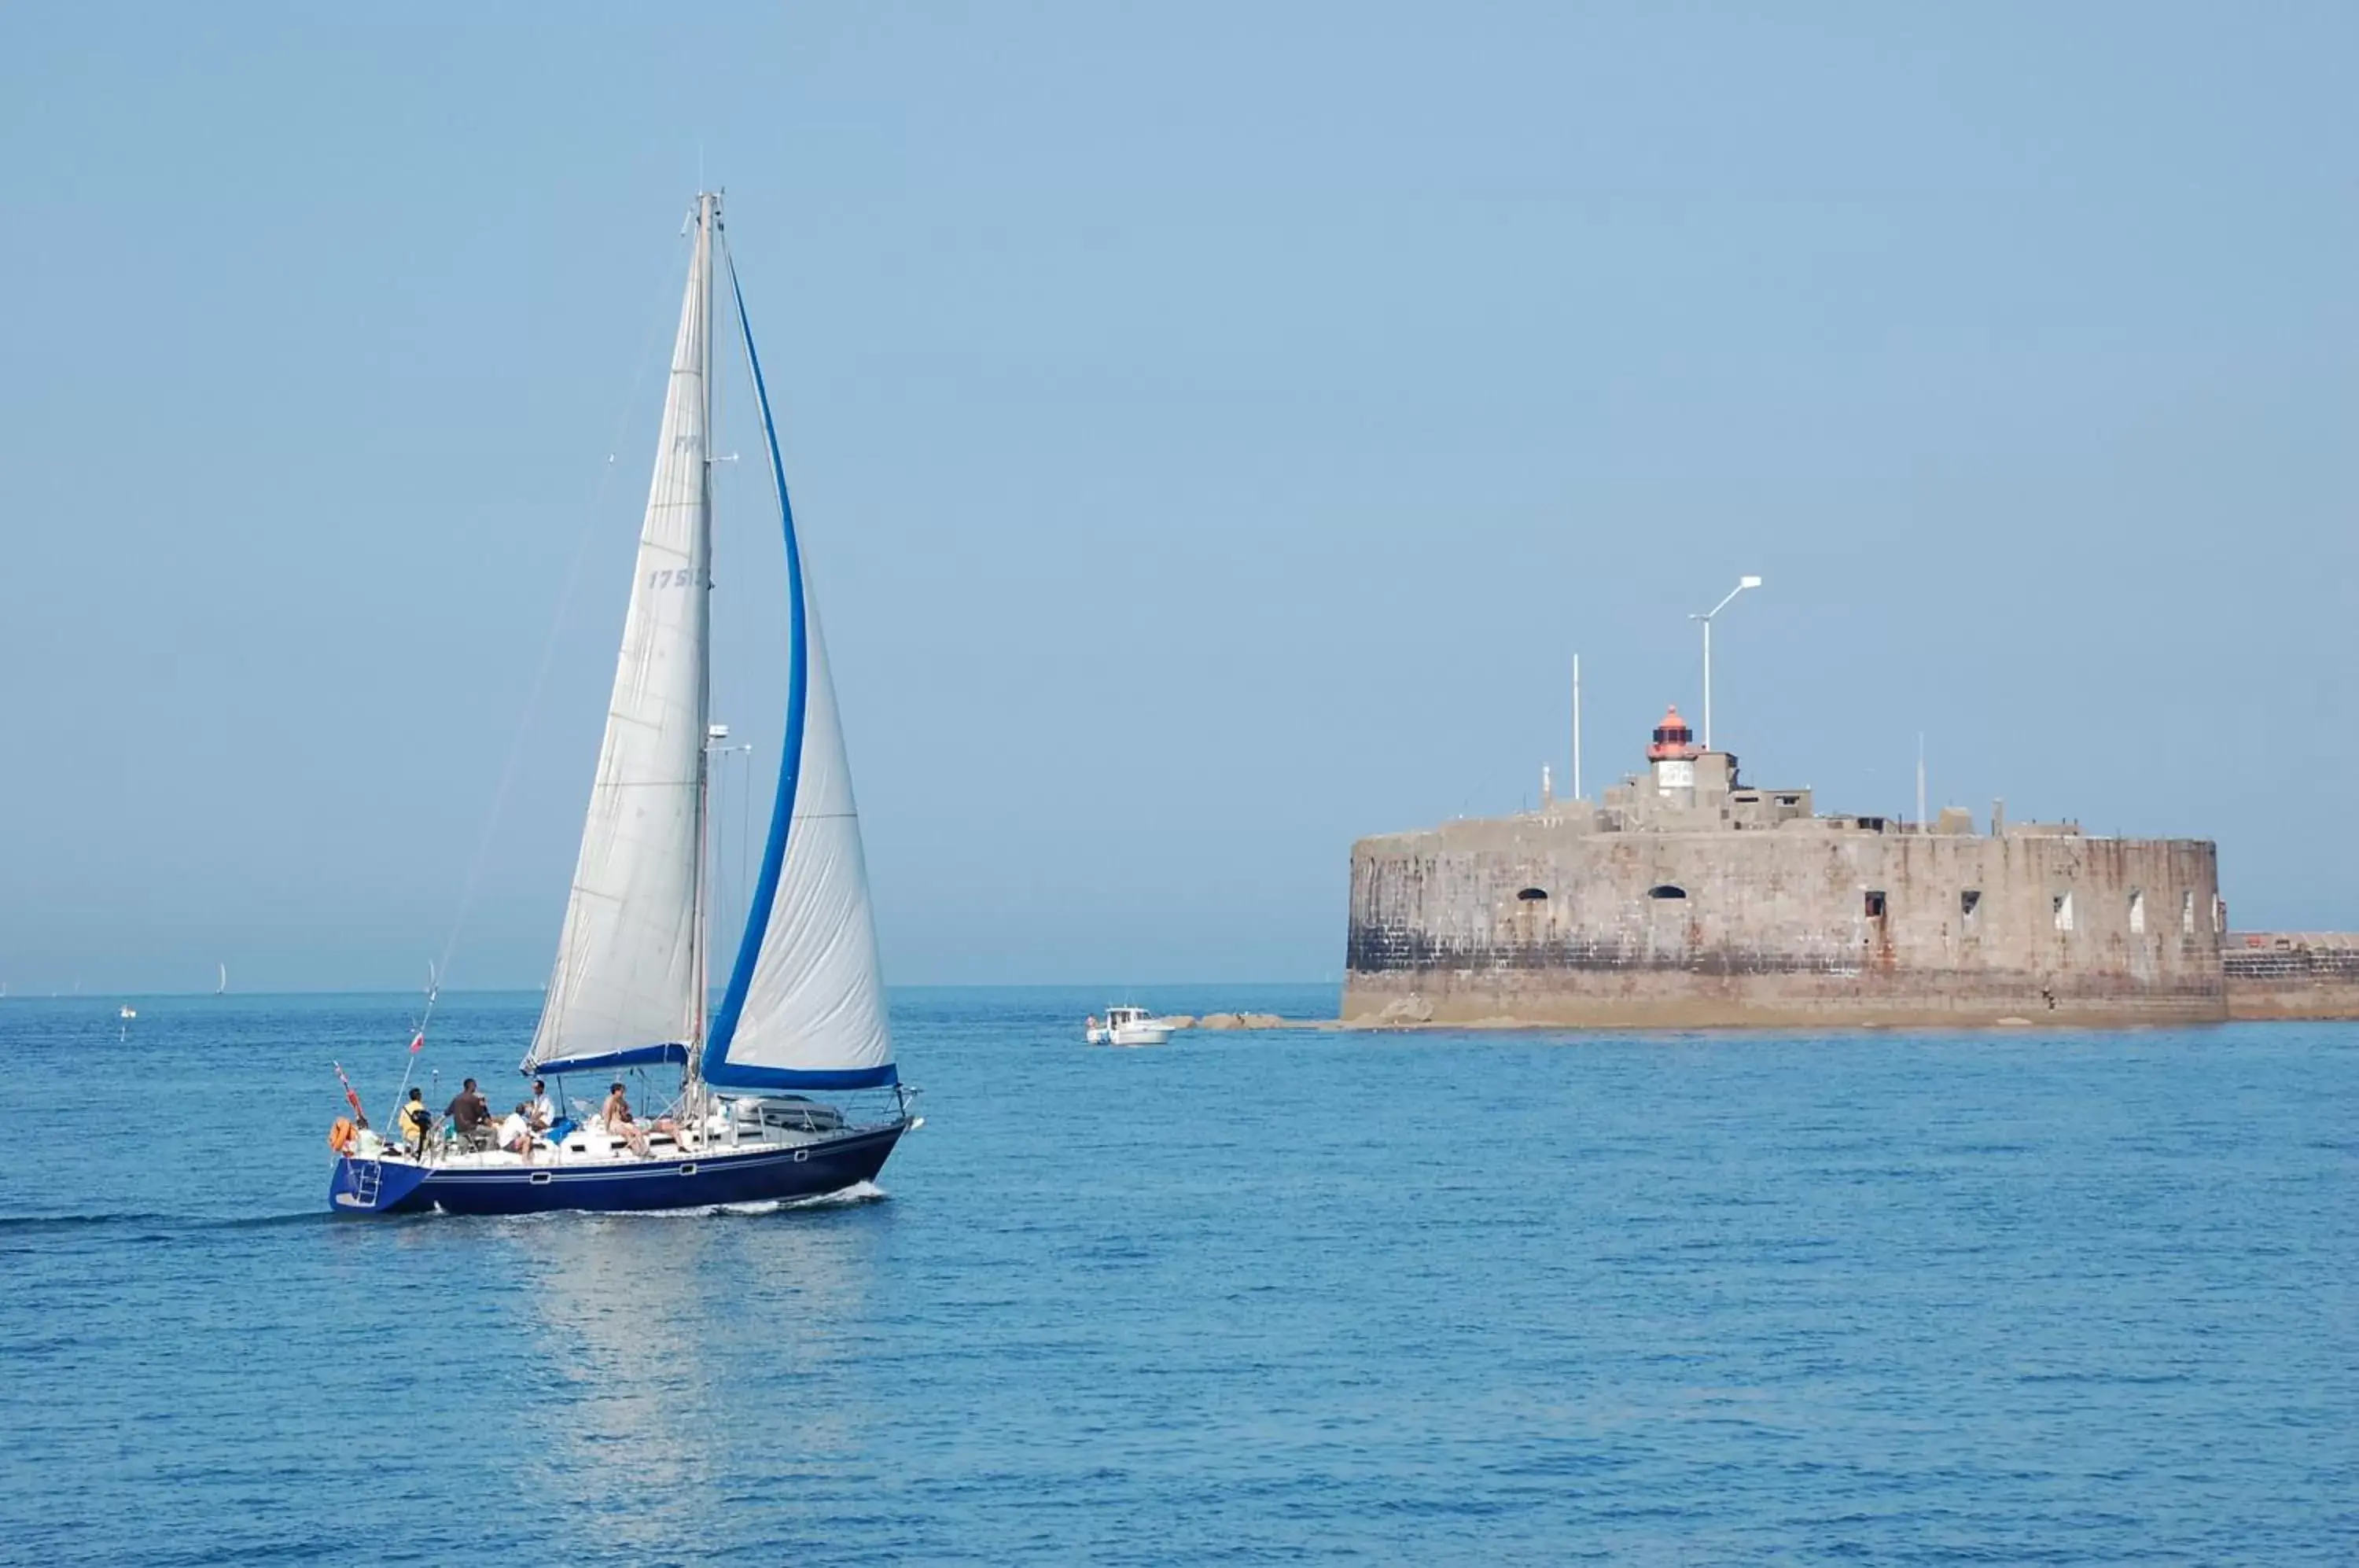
[0,979,1342,1000]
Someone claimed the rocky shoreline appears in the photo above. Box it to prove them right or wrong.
[1159,1012,1294,1032]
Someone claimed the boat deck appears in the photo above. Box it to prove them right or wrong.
[366,1107,849,1173]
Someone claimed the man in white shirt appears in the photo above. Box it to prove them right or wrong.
[528,1079,558,1132]
[499,1103,535,1161]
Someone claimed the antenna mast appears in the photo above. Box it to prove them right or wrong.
[1572,653,1584,801]
[1916,732,1927,831]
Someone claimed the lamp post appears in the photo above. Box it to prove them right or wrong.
[1689,575,1762,752]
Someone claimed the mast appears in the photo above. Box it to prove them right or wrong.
[689,191,719,1075]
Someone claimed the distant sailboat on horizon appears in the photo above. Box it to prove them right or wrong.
[216,963,227,996]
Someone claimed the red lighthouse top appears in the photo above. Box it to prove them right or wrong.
[1646,705,1698,761]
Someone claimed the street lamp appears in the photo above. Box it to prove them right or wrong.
[1689,575,1762,752]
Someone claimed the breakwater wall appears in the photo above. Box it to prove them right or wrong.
[1344,815,2227,1027]
[2221,933,2359,1020]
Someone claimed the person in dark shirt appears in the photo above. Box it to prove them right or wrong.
[446,1078,495,1151]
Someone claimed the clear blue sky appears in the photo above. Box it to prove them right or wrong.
[1,3,2351,993]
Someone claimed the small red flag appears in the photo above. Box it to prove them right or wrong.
[409,1032,425,1053]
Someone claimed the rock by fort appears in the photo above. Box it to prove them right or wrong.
[1345,705,2355,1027]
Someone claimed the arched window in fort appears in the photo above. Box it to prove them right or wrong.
[1647,884,1687,900]
[1516,887,1548,901]
[2129,889,2147,934]
[1960,889,1982,929]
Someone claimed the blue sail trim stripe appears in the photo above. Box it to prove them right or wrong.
[702,250,811,1089]
[531,1043,689,1077]
[701,1062,899,1091]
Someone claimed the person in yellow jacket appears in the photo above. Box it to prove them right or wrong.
[396,1088,432,1152]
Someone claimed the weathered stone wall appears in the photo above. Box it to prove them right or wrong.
[2221,933,2359,1020]
[1344,815,2225,1026]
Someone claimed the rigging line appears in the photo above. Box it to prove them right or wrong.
[418,230,694,1055]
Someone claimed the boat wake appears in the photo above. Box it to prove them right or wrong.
[547,1182,896,1223]
[705,1180,890,1217]
[789,1179,889,1209]
[0,1211,174,1232]
[403,1181,894,1224]
[2,1209,327,1235]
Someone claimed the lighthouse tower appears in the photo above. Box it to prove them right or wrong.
[1646,705,1699,804]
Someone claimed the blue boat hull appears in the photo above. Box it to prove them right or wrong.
[328,1121,908,1216]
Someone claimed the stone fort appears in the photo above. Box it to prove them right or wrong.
[1345,706,2271,1027]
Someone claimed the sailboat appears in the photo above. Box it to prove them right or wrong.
[330,193,918,1216]
[215,963,227,996]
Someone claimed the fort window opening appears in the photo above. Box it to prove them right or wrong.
[2129,889,2147,934]
[1516,887,1548,901]
[1647,884,1687,900]
[1776,795,1799,806]
[1960,889,1982,928]
[1864,889,1887,918]
[2181,891,2195,935]
[2053,892,2075,933]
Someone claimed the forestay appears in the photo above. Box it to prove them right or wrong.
[528,209,714,1073]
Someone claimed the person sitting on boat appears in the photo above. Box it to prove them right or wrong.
[396,1088,431,1151]
[528,1079,557,1132]
[447,1079,496,1152]
[602,1082,652,1157]
[499,1102,537,1161]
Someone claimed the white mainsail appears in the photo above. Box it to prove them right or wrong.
[528,201,716,1070]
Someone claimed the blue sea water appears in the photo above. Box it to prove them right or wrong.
[2,988,2352,1564]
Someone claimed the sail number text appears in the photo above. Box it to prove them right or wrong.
[646,569,701,589]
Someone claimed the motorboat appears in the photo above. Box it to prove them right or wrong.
[1085,1006,1172,1047]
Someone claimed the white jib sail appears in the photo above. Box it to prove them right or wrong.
[529,213,713,1069]
[714,579,893,1084]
